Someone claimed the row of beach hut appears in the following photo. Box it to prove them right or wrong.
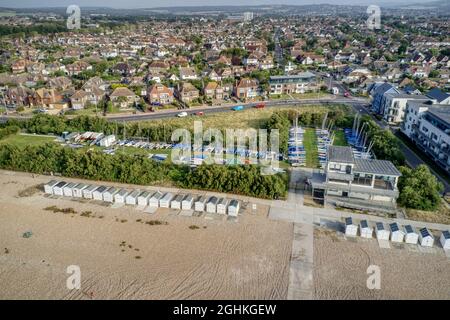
[345,217,450,249]
[44,180,240,216]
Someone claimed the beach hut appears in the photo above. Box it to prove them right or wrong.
[171,194,184,210]
[160,193,174,208]
[217,198,228,215]
[93,186,107,201]
[440,230,450,250]
[125,190,140,205]
[389,222,405,243]
[44,180,59,195]
[419,228,434,247]
[114,189,129,204]
[404,225,419,245]
[359,220,373,238]
[72,183,87,198]
[149,191,164,207]
[206,196,218,214]
[63,183,77,197]
[345,217,358,237]
[194,196,207,212]
[53,181,68,196]
[82,185,98,199]
[137,191,152,207]
[376,222,390,241]
[103,187,119,203]
[228,200,240,217]
[181,195,194,210]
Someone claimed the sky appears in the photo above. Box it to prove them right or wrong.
[0,0,434,9]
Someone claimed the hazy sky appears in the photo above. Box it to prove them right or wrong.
[0,0,431,9]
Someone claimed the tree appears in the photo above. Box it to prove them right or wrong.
[397,165,443,211]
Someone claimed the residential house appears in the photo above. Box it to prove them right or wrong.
[269,72,317,95]
[110,87,138,109]
[147,83,174,105]
[175,82,200,103]
[203,81,226,101]
[180,67,198,80]
[235,78,259,100]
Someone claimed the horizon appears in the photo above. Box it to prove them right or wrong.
[0,0,440,9]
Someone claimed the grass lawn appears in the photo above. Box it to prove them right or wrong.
[406,201,450,225]
[304,128,320,168]
[333,130,348,146]
[0,134,57,148]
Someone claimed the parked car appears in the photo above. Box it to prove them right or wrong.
[254,103,265,109]
[177,111,188,118]
[194,111,204,116]
[232,105,244,111]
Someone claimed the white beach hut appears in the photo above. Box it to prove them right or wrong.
[206,196,218,214]
[63,182,76,197]
[404,225,419,245]
[93,186,108,201]
[345,217,358,237]
[376,222,390,241]
[159,193,174,208]
[137,191,152,207]
[359,220,373,238]
[149,191,164,207]
[103,187,119,203]
[53,181,67,196]
[114,189,129,204]
[419,228,434,247]
[439,230,450,250]
[389,222,405,243]
[217,198,228,215]
[171,194,184,210]
[82,185,98,199]
[125,190,140,205]
[44,180,59,195]
[228,200,240,217]
[72,183,87,198]
[182,195,194,210]
[194,196,207,212]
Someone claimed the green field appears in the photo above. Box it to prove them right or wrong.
[0,134,57,148]
[304,128,320,168]
[333,130,348,146]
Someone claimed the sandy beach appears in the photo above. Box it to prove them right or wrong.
[0,170,292,300]
[314,228,450,300]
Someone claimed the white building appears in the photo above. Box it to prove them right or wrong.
[404,225,419,244]
[345,217,358,237]
[44,180,59,195]
[389,222,405,243]
[194,196,207,212]
[125,190,140,205]
[114,189,129,204]
[206,196,218,214]
[73,183,87,198]
[440,230,450,249]
[228,200,240,217]
[82,185,98,199]
[419,228,434,247]
[182,195,194,210]
[159,193,174,208]
[53,181,67,196]
[171,194,184,210]
[217,198,228,215]
[93,186,108,201]
[63,182,76,197]
[360,220,373,238]
[149,191,163,207]
[376,222,390,241]
[137,191,152,207]
[103,187,118,203]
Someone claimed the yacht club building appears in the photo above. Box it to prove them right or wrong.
[310,146,401,212]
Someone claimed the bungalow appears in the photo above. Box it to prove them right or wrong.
[175,82,200,103]
[110,87,138,109]
[180,67,198,80]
